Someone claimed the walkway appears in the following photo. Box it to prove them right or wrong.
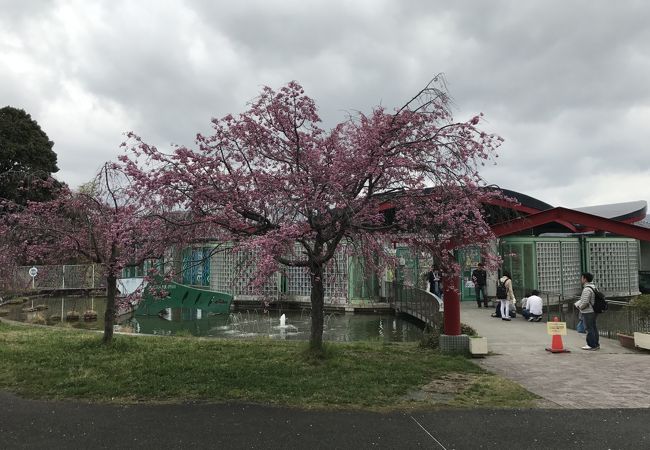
[2,391,649,449]
[461,302,650,409]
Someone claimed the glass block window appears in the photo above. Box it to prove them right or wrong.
[284,265,311,297]
[561,241,582,296]
[323,248,349,303]
[588,239,640,296]
[536,241,561,294]
[284,243,349,303]
[534,239,581,297]
[212,248,278,297]
[628,241,640,294]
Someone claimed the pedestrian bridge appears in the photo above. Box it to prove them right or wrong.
[386,282,442,328]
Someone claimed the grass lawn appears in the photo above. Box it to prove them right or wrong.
[0,321,537,410]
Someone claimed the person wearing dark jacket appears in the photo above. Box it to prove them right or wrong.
[427,266,441,297]
[471,263,488,307]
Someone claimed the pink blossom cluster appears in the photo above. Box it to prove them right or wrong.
[119,79,504,282]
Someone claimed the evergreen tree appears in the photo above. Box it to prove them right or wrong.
[0,106,61,204]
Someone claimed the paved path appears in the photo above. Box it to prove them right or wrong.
[461,303,650,409]
[1,392,649,449]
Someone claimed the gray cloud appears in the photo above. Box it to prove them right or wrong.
[1,0,649,208]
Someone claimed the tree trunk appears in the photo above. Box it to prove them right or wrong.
[103,273,117,344]
[309,262,325,353]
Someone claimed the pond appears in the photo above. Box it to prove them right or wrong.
[0,296,424,342]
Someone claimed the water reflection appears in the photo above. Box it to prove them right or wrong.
[2,296,423,342]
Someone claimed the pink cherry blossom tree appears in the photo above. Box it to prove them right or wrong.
[0,222,18,294]
[4,164,191,343]
[120,77,503,353]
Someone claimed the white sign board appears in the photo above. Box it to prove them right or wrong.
[547,322,567,336]
[28,267,38,277]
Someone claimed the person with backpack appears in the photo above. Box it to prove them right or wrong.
[496,270,516,321]
[574,272,600,350]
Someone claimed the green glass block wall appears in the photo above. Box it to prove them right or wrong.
[560,241,582,296]
[212,247,278,298]
[323,249,349,302]
[628,240,640,293]
[587,238,640,297]
[283,244,349,303]
[535,241,560,293]
[534,239,581,296]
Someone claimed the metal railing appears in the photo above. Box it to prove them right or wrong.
[538,291,650,339]
[385,282,442,327]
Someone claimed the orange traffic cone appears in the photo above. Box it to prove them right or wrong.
[545,316,570,353]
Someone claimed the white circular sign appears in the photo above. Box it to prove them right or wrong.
[28,267,38,277]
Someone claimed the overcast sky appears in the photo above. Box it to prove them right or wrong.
[2,0,649,208]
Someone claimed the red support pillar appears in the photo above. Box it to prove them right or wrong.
[442,273,460,335]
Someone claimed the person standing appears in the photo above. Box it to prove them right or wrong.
[574,272,600,350]
[428,265,442,297]
[497,270,515,321]
[472,262,488,308]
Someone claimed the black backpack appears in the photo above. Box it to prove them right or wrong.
[588,287,608,314]
[496,278,508,299]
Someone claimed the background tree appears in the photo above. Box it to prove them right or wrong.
[121,77,503,353]
[0,106,61,204]
[5,164,191,343]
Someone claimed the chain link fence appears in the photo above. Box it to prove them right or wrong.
[10,264,106,291]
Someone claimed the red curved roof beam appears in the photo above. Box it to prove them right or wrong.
[491,207,650,242]
[481,198,576,232]
[481,197,541,215]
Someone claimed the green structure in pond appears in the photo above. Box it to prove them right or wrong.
[136,281,233,315]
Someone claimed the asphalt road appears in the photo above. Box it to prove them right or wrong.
[1,392,649,449]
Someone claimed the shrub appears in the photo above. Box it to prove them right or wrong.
[420,324,441,349]
[632,296,650,321]
[461,323,478,336]
[29,313,47,325]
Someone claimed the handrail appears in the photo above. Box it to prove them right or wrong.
[385,282,442,328]
[538,292,649,337]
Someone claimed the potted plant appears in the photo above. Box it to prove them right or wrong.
[469,335,488,356]
[616,331,635,349]
[632,296,650,350]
